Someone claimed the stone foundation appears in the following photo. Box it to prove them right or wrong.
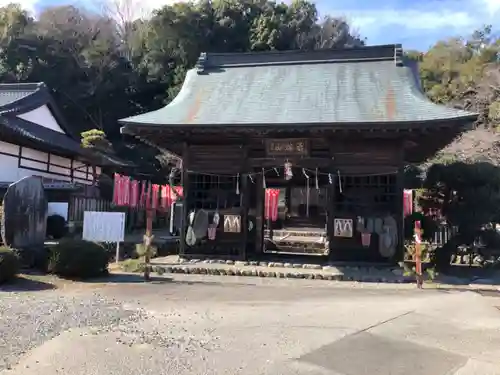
[150,257,414,284]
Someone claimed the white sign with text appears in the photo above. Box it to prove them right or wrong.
[82,211,125,243]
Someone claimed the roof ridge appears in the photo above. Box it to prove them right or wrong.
[196,44,403,71]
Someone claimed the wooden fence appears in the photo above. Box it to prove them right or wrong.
[69,196,112,223]
[68,196,170,233]
[432,224,457,248]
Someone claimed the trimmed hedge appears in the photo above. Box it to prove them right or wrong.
[14,246,50,271]
[0,247,20,284]
[47,239,109,279]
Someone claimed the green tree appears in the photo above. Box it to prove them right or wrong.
[420,162,500,269]
[0,1,365,176]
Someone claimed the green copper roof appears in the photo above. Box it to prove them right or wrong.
[120,45,477,128]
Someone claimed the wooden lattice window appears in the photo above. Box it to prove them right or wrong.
[335,174,397,214]
[188,174,240,210]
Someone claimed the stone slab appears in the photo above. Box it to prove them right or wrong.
[299,331,466,375]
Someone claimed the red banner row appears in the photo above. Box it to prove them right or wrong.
[113,173,183,210]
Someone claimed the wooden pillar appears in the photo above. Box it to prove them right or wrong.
[240,145,249,260]
[254,172,264,255]
[395,144,405,263]
[179,142,189,257]
[327,143,337,260]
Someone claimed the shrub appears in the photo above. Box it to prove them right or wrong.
[14,246,50,272]
[46,214,67,239]
[47,239,109,279]
[0,247,20,284]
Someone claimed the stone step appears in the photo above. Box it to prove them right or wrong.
[266,235,327,244]
[264,229,327,238]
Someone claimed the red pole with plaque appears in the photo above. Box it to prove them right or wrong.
[414,220,423,289]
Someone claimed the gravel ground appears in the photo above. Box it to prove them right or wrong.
[0,282,221,373]
[0,291,143,370]
[2,274,500,375]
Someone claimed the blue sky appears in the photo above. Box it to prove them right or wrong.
[320,0,500,50]
[6,0,500,51]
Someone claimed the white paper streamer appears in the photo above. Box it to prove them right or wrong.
[284,161,293,180]
[302,169,310,217]
[337,170,343,193]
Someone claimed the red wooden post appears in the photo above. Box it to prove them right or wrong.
[414,220,423,289]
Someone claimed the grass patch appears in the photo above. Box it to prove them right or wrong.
[119,259,146,273]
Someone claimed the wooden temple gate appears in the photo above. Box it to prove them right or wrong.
[119,45,478,263]
[175,135,405,262]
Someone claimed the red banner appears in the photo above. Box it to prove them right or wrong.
[173,186,183,199]
[151,184,159,210]
[145,182,151,209]
[139,181,146,207]
[130,180,139,208]
[113,173,127,206]
[122,176,130,206]
[113,173,121,205]
[403,189,413,217]
[161,185,171,210]
[264,188,280,221]
[114,175,182,210]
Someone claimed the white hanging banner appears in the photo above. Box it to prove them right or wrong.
[82,211,126,243]
[334,218,353,238]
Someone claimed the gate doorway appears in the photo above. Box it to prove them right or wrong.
[260,167,329,255]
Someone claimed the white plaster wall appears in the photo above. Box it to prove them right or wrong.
[51,154,71,168]
[0,140,99,185]
[21,147,49,162]
[17,105,65,133]
[0,141,19,155]
[0,152,21,183]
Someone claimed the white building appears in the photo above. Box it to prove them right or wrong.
[0,82,102,187]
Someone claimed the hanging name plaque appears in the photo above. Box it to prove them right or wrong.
[265,139,309,157]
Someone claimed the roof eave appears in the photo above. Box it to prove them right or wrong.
[0,82,81,141]
[120,115,478,134]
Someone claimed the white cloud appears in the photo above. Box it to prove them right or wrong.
[349,9,474,33]
[482,0,500,13]
[343,0,499,37]
[101,0,178,19]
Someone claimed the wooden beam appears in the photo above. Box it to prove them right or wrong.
[249,157,330,168]
[327,142,336,260]
[179,142,189,257]
[254,172,264,256]
[240,145,249,260]
[395,142,405,263]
